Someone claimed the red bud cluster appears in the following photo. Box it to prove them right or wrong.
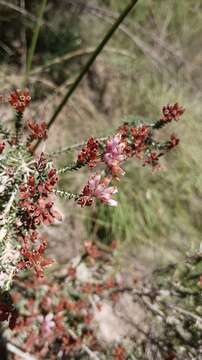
[27,120,47,140]
[18,236,54,278]
[161,103,185,123]
[9,89,31,113]
[77,137,100,168]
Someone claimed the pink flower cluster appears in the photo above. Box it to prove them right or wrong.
[78,174,118,207]
[104,133,126,177]
[77,104,184,207]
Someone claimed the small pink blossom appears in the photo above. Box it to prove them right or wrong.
[78,174,118,207]
[38,313,55,337]
[104,134,126,177]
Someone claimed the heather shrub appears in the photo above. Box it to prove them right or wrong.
[0,1,201,359]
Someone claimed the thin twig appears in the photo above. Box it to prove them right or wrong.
[20,0,27,76]
[141,296,165,319]
[54,189,79,200]
[166,303,202,325]
[0,0,36,21]
[66,0,190,69]
[0,40,13,56]
[65,1,173,73]
[0,0,56,34]
[67,0,199,93]
[1,187,17,226]
[7,342,37,360]
[67,328,100,360]
[32,0,139,152]
[49,137,107,156]
[25,0,48,84]
[30,46,136,75]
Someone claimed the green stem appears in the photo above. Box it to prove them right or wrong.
[58,162,85,174]
[33,0,139,152]
[49,136,107,157]
[55,189,79,201]
[25,0,48,84]
[0,123,11,140]
[15,112,23,143]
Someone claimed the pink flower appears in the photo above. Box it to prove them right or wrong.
[104,134,126,177]
[39,313,55,337]
[78,174,118,207]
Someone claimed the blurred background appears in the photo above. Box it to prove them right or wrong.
[0,0,202,269]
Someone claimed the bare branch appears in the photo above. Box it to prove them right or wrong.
[7,343,37,360]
